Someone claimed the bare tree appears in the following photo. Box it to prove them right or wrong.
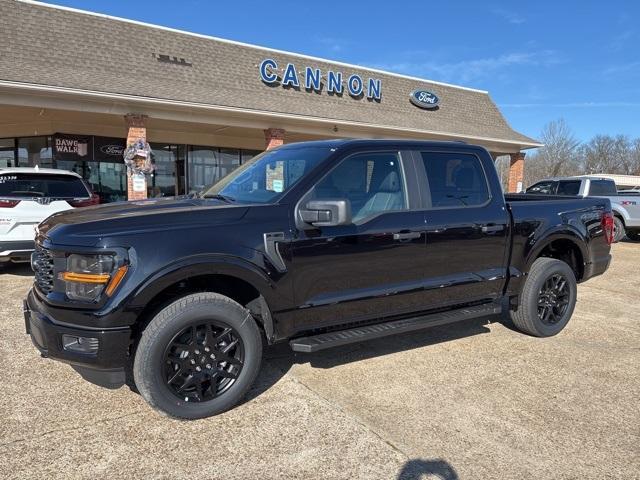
[579,135,633,174]
[631,139,640,175]
[525,119,581,185]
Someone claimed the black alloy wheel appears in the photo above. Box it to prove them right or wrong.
[612,216,625,242]
[537,274,570,325]
[510,257,577,337]
[163,322,244,403]
[133,292,263,419]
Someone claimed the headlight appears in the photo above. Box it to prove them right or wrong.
[59,253,128,302]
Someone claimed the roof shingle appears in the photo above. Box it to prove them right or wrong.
[0,0,540,148]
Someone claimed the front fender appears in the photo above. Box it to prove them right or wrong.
[126,253,287,315]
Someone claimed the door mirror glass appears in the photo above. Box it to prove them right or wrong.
[299,199,352,227]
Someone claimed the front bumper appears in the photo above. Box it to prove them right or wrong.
[0,239,35,263]
[24,288,131,388]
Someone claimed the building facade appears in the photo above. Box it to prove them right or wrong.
[0,0,541,201]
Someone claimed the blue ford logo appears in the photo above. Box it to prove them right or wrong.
[410,89,439,109]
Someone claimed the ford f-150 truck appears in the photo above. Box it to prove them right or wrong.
[526,176,640,242]
[25,140,613,419]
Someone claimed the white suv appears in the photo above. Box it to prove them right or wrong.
[0,167,98,265]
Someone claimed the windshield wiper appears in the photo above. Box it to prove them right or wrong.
[202,193,236,203]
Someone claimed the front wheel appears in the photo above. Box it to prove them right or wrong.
[133,292,262,419]
[510,257,577,337]
[626,229,640,242]
[613,216,625,242]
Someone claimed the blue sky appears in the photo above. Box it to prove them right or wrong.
[43,0,639,142]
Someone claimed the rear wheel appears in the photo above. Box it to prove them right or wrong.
[510,257,577,337]
[626,229,640,242]
[133,292,262,419]
[613,216,625,242]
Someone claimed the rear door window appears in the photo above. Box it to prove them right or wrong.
[588,180,617,196]
[419,152,489,207]
[0,173,90,198]
[556,180,582,196]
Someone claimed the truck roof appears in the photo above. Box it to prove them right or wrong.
[279,138,472,150]
[534,176,616,182]
[0,167,82,177]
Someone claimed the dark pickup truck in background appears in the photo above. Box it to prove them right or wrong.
[25,139,613,419]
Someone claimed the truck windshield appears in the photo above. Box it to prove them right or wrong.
[202,146,332,204]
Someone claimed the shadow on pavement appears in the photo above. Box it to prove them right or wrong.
[397,458,459,480]
[244,315,494,405]
[0,263,33,277]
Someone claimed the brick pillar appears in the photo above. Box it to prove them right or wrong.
[508,152,525,193]
[125,114,148,200]
[264,128,285,150]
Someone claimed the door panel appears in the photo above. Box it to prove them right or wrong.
[289,211,427,330]
[287,150,428,332]
[417,150,509,307]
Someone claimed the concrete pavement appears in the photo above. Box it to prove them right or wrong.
[1,242,638,479]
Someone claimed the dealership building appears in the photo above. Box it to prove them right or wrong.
[0,0,541,202]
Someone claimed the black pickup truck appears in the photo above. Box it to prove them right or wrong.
[25,139,613,419]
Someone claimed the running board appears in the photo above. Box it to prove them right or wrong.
[289,304,501,353]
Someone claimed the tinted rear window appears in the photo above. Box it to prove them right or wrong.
[556,180,581,196]
[0,173,90,198]
[589,180,617,196]
[420,152,489,207]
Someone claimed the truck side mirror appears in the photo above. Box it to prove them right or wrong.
[299,199,352,227]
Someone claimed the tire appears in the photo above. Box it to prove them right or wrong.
[626,229,640,242]
[133,292,262,419]
[510,257,577,337]
[613,216,625,242]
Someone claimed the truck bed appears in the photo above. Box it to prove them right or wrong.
[504,193,586,202]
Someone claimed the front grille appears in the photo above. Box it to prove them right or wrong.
[32,245,55,295]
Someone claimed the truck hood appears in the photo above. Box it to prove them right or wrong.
[38,196,251,247]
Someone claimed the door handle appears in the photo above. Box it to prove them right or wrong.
[393,231,421,241]
[481,224,505,233]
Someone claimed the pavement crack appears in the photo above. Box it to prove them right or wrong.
[272,363,411,460]
[0,410,145,448]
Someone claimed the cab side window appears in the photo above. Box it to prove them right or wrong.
[556,180,581,196]
[526,181,556,194]
[589,180,617,196]
[420,152,489,207]
[312,152,407,222]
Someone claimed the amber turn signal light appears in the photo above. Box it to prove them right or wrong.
[60,272,111,284]
[105,265,128,296]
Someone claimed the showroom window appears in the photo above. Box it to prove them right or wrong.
[0,138,14,167]
[149,143,186,198]
[187,146,241,194]
[17,136,53,168]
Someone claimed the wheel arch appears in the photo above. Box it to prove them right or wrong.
[127,255,280,344]
[526,230,588,282]
[611,205,628,225]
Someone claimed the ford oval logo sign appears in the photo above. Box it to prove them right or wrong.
[100,144,125,156]
[410,89,439,109]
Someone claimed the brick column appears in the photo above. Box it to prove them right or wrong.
[264,128,285,150]
[125,114,148,201]
[508,152,525,193]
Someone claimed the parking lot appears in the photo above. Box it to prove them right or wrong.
[0,241,637,479]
